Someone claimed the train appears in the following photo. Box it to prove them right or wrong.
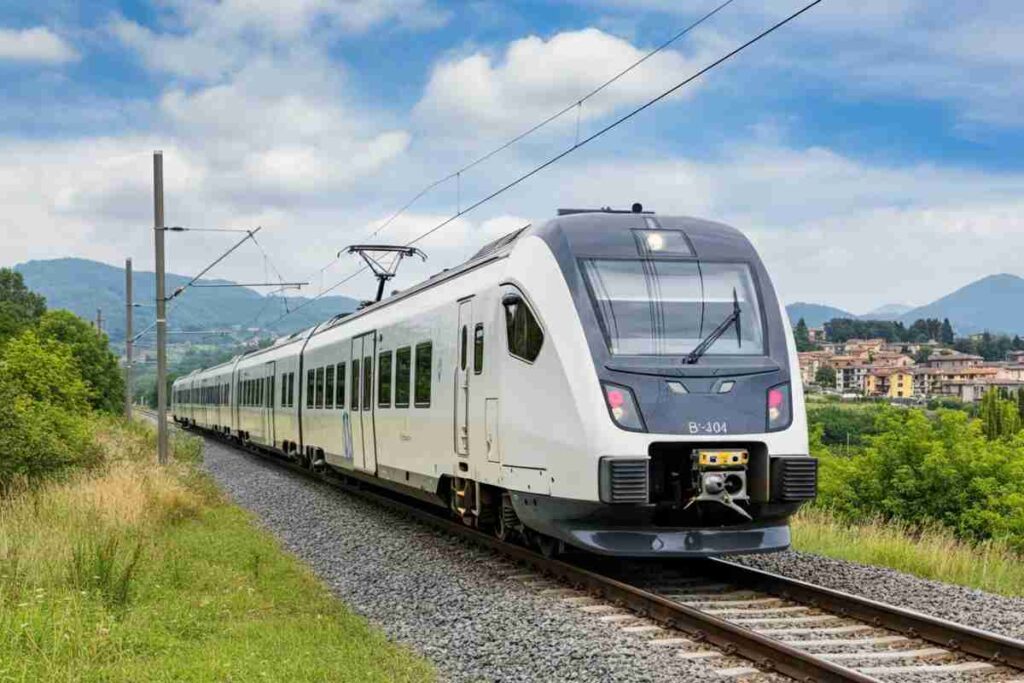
[172,206,816,557]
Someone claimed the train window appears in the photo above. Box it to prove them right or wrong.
[351,359,360,411]
[288,373,295,407]
[395,347,411,408]
[414,342,432,407]
[325,365,335,409]
[362,356,372,411]
[336,363,346,409]
[378,351,392,408]
[474,324,484,374]
[258,378,264,406]
[504,294,544,362]
[281,374,287,407]
[268,377,274,407]
[315,367,325,409]
[460,325,468,371]
[306,370,314,408]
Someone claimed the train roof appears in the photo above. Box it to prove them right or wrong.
[181,210,757,378]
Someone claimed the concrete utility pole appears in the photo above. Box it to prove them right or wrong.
[124,258,133,420]
[154,151,169,465]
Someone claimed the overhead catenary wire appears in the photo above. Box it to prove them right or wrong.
[366,0,738,241]
[264,0,822,329]
[288,0,739,289]
[404,0,822,249]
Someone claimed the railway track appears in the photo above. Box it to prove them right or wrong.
[147,411,1024,682]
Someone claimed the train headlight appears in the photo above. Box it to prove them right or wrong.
[766,383,792,432]
[603,383,645,432]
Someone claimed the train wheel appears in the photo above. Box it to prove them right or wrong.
[494,493,519,543]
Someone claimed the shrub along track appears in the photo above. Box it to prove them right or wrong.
[152,412,1024,682]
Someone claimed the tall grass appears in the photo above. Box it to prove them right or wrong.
[792,507,1024,598]
[0,418,433,682]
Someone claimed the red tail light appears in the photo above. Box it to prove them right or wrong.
[767,383,792,432]
[603,383,645,432]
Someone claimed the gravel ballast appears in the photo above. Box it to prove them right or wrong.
[730,550,1024,641]
[199,437,731,682]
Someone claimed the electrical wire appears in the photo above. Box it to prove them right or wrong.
[264,0,822,330]
[366,0,739,240]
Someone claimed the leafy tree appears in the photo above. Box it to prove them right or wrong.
[1013,335,1024,351]
[941,318,955,345]
[813,407,1024,549]
[913,347,932,364]
[814,365,836,387]
[0,268,46,344]
[794,318,814,351]
[37,310,124,413]
[0,330,99,483]
[980,389,1021,441]
[1018,389,1024,421]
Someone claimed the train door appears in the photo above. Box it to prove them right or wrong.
[455,298,472,458]
[350,332,377,474]
[263,361,276,448]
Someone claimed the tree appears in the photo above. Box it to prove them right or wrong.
[794,318,813,351]
[914,347,932,364]
[1018,389,1024,421]
[980,389,1021,440]
[814,365,836,387]
[0,329,99,483]
[37,309,124,413]
[941,318,955,345]
[0,268,46,344]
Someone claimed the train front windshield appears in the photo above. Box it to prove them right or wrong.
[581,259,764,357]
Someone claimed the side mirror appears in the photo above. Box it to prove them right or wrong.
[501,291,523,307]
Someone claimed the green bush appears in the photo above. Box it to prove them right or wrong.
[814,406,1024,552]
[807,403,881,447]
[0,330,101,485]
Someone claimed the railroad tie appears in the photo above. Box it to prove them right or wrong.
[857,661,995,676]
[822,647,949,662]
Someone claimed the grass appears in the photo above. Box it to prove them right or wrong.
[792,506,1024,598]
[0,417,435,682]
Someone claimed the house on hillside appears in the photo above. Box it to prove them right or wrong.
[864,367,915,399]
[921,350,984,370]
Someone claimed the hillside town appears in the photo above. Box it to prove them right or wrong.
[798,333,1024,402]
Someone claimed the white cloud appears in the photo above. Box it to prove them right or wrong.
[0,26,78,64]
[416,28,705,136]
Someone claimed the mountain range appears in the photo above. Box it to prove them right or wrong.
[12,258,1024,342]
[786,273,1024,335]
[14,258,358,344]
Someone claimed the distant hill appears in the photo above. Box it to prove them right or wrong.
[785,302,855,328]
[15,258,359,344]
[861,303,913,320]
[897,274,1024,335]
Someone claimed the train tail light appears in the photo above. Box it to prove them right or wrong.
[767,383,792,432]
[603,383,645,431]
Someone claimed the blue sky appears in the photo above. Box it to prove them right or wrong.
[2,0,1023,313]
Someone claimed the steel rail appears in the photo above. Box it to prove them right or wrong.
[143,413,872,682]
[702,558,1024,671]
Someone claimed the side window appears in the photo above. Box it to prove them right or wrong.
[281,374,287,407]
[395,347,411,408]
[414,342,432,407]
[505,294,544,362]
[336,363,346,408]
[378,351,393,408]
[306,369,315,409]
[325,365,335,409]
[315,367,325,409]
[362,356,372,411]
[460,325,468,371]
[474,324,484,374]
[351,358,360,411]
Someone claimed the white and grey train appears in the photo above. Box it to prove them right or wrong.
[172,207,817,557]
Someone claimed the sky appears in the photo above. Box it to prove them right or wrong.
[2,0,1024,316]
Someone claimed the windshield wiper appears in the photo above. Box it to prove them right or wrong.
[685,288,742,364]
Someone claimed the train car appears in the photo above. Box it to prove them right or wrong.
[173,207,817,557]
